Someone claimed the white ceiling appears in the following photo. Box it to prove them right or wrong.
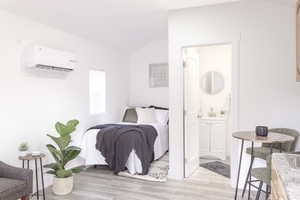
[0,0,239,53]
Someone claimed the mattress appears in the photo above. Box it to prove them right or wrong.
[79,122,169,174]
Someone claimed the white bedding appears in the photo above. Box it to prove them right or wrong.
[79,122,169,174]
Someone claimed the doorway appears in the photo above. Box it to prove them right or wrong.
[183,43,233,178]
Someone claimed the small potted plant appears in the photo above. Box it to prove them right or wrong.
[18,142,29,156]
[44,119,84,195]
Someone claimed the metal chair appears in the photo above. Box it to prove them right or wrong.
[251,155,272,200]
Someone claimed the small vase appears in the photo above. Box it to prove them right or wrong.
[52,176,74,195]
[256,126,268,137]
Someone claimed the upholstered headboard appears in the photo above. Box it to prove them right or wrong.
[148,105,169,110]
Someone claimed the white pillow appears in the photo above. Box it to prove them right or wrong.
[155,109,169,125]
[136,108,157,124]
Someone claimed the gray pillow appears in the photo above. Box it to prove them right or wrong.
[122,108,138,123]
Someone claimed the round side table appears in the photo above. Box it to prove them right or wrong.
[232,131,294,200]
[19,153,46,200]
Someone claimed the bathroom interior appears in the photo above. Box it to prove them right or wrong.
[183,43,233,177]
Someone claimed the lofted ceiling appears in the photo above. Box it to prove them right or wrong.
[0,0,240,53]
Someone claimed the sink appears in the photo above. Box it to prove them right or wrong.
[288,155,300,169]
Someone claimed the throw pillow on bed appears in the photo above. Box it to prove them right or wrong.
[122,108,138,123]
[136,107,157,124]
[155,109,169,125]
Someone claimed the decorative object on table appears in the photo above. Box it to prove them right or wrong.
[19,153,46,200]
[31,151,41,156]
[149,63,168,88]
[220,110,226,117]
[255,126,269,137]
[0,161,33,200]
[18,142,30,156]
[208,107,217,117]
[44,119,84,195]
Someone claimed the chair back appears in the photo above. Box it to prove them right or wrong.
[263,128,299,152]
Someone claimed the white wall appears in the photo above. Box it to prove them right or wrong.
[129,40,169,107]
[195,44,232,116]
[0,10,129,187]
[168,0,299,184]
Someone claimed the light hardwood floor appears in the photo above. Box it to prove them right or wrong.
[43,166,235,200]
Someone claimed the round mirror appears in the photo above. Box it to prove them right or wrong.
[201,71,225,95]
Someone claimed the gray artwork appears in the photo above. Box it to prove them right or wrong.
[149,63,168,88]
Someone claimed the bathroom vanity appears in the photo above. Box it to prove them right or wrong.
[199,117,227,160]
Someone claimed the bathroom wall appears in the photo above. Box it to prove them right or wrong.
[196,44,232,117]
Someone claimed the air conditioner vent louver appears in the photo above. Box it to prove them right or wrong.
[36,64,74,72]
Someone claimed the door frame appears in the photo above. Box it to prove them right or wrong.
[182,39,240,179]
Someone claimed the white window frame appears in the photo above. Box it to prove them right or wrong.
[89,69,106,115]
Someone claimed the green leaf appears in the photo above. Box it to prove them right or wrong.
[47,134,71,151]
[70,166,85,174]
[67,120,79,129]
[44,163,61,170]
[55,120,79,137]
[56,169,72,178]
[46,144,63,164]
[62,146,81,166]
[46,170,56,175]
[55,122,73,137]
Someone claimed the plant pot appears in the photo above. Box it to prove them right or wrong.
[52,176,74,195]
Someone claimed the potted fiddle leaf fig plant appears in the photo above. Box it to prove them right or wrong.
[44,119,84,195]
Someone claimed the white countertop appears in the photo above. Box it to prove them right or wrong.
[272,153,300,200]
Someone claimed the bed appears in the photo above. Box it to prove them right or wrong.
[79,106,169,175]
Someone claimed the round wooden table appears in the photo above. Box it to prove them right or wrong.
[232,131,294,200]
[19,153,46,200]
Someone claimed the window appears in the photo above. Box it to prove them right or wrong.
[89,70,106,114]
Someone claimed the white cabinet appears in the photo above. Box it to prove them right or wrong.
[199,118,226,160]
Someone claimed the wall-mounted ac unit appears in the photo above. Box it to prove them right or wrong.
[23,45,77,72]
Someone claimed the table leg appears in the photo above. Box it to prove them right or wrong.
[242,157,254,197]
[266,185,269,200]
[27,160,30,169]
[40,158,46,200]
[22,160,25,168]
[234,139,244,200]
[35,159,39,200]
[279,143,282,153]
[242,142,254,198]
[255,181,263,200]
[267,143,273,200]
[248,142,254,200]
[270,143,273,154]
